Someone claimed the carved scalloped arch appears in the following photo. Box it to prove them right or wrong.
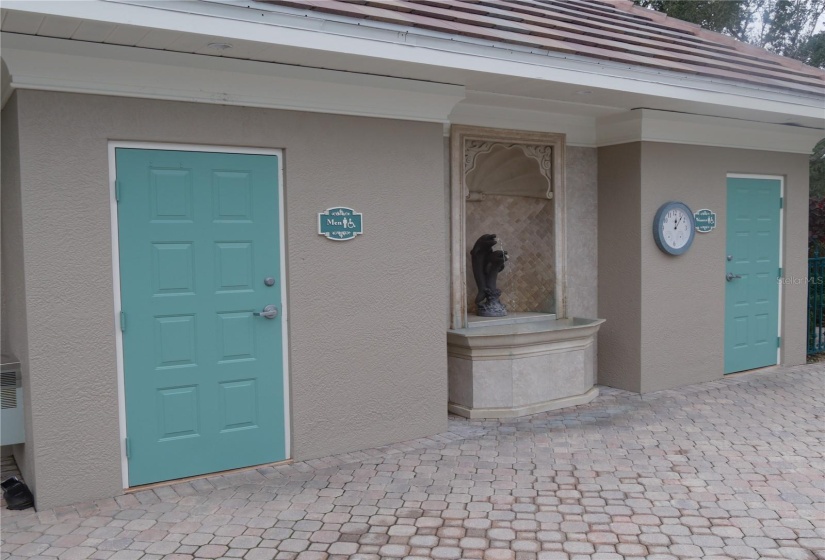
[464,140,553,199]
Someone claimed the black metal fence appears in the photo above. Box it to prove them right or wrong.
[809,251,825,354]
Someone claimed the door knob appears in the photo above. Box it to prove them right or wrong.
[726,273,742,281]
[253,305,278,319]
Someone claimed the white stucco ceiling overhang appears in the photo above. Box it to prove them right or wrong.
[2,0,823,151]
[0,32,466,124]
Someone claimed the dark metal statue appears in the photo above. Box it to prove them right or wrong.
[471,234,508,317]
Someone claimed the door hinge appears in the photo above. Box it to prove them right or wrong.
[777,336,782,348]
[120,311,126,332]
[125,438,131,459]
[778,267,783,278]
[115,180,122,202]
[779,197,783,209]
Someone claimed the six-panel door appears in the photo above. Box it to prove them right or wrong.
[116,148,285,486]
[724,177,781,374]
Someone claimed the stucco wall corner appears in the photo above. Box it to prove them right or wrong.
[780,151,813,368]
[16,90,123,510]
[596,143,642,393]
[1,92,36,495]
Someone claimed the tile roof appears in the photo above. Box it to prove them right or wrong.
[263,0,825,97]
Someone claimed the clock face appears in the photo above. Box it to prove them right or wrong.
[653,202,695,255]
[661,207,692,250]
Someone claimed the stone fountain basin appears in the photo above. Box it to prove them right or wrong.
[447,317,605,419]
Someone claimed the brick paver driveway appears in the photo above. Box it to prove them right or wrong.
[2,365,823,560]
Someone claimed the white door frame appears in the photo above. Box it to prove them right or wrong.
[108,141,290,488]
[726,173,784,366]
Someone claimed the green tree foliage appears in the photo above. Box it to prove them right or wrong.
[797,31,825,67]
[810,197,825,255]
[759,0,825,63]
[633,0,825,67]
[634,1,749,37]
[812,138,825,199]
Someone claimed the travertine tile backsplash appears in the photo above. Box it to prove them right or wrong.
[465,194,555,314]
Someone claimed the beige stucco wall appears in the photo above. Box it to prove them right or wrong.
[10,89,448,510]
[2,94,36,488]
[639,142,809,392]
[598,141,809,393]
[597,143,642,392]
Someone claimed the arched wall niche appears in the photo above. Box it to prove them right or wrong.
[465,142,553,200]
[449,125,566,330]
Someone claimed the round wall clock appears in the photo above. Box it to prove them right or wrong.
[653,201,695,255]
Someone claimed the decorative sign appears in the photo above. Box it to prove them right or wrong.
[318,207,363,241]
[694,209,716,233]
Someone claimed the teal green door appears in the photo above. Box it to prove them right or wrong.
[116,148,285,486]
[725,177,781,374]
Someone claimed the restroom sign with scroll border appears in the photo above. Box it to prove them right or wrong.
[318,207,364,241]
[694,209,716,233]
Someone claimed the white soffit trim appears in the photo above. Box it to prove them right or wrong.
[449,102,598,147]
[0,33,465,122]
[597,110,825,154]
[4,0,823,121]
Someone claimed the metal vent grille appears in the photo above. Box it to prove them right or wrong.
[1,372,17,409]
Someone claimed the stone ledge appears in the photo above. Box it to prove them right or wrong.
[447,317,604,360]
[448,386,599,419]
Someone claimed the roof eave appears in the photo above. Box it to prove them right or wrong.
[3,0,824,124]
